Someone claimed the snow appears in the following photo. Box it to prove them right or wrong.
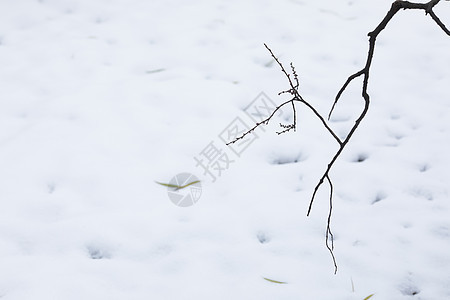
[0,0,449,299]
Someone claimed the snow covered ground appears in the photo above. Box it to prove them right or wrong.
[0,0,449,299]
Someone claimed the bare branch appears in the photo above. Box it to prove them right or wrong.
[226,0,449,273]
[428,10,450,35]
[328,70,364,120]
[309,0,448,271]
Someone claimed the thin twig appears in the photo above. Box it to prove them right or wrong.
[325,175,337,274]
[226,98,294,145]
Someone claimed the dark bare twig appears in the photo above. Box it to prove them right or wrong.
[325,175,337,274]
[277,100,297,135]
[226,98,294,146]
[428,9,450,35]
[226,0,449,273]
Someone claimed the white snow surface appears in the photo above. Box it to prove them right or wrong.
[0,0,449,299]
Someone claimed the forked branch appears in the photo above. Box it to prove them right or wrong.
[227,0,449,273]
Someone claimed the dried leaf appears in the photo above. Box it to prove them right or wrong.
[263,277,287,284]
[155,180,200,191]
